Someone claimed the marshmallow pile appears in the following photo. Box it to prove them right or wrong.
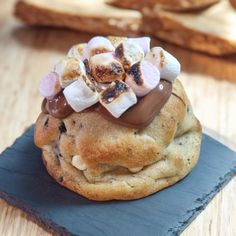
[39,36,181,118]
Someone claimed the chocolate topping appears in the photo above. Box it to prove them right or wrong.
[42,80,173,129]
[98,80,172,129]
[46,91,73,119]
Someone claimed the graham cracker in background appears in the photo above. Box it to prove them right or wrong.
[14,0,141,36]
[230,0,236,8]
[142,0,236,55]
[106,0,220,11]
[15,0,236,55]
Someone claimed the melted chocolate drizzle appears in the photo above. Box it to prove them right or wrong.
[41,80,174,129]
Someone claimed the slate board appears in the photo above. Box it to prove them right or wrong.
[0,126,235,236]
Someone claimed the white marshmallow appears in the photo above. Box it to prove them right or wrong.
[63,77,99,112]
[72,155,87,171]
[84,36,115,59]
[145,47,181,81]
[115,41,144,70]
[127,37,151,54]
[90,52,125,83]
[125,60,160,97]
[39,72,61,99]
[54,57,86,88]
[94,81,110,93]
[100,80,137,118]
[107,36,127,47]
[67,43,87,60]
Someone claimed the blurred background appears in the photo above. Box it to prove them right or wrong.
[0,0,236,235]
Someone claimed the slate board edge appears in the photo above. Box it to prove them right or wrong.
[0,191,75,236]
[168,167,236,236]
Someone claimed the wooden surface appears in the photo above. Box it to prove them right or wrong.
[0,0,236,235]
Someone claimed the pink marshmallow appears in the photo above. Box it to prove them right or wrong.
[125,60,160,97]
[39,72,61,99]
[127,37,151,54]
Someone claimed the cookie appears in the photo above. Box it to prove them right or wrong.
[35,79,202,201]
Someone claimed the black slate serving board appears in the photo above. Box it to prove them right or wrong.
[0,126,235,236]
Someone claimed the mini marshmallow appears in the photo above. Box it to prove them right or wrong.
[54,57,86,88]
[100,80,137,118]
[127,37,151,54]
[67,43,87,60]
[39,72,61,99]
[63,76,99,112]
[107,36,127,47]
[90,52,125,83]
[72,155,87,171]
[115,41,144,70]
[84,36,115,59]
[94,81,110,93]
[125,60,160,97]
[145,47,181,81]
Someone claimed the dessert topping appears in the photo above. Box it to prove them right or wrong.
[99,80,137,118]
[127,37,151,54]
[54,57,86,88]
[47,91,74,118]
[115,41,144,70]
[41,80,173,128]
[39,72,61,99]
[63,76,99,113]
[67,43,87,61]
[39,36,181,121]
[98,80,172,128]
[145,47,181,82]
[125,60,160,97]
[84,36,115,59]
[90,52,125,82]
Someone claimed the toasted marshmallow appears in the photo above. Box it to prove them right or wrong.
[84,36,115,59]
[39,72,61,99]
[72,155,87,171]
[67,43,87,60]
[108,36,127,47]
[145,47,180,82]
[100,80,137,118]
[54,57,86,88]
[94,82,110,93]
[115,41,144,70]
[63,76,99,112]
[125,61,160,97]
[127,37,151,54]
[90,52,125,83]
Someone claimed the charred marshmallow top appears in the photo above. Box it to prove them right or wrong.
[39,36,181,119]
